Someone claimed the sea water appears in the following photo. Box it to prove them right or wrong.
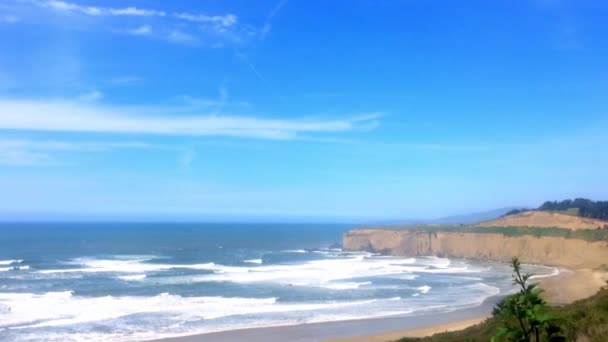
[0,223,557,341]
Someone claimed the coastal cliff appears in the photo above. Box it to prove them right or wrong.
[343,229,608,268]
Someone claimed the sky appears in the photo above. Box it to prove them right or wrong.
[0,0,607,222]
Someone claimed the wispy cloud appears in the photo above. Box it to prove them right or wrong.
[121,26,200,46]
[236,52,267,83]
[0,14,20,24]
[175,84,249,112]
[174,13,237,27]
[0,99,382,140]
[126,25,152,36]
[110,76,143,86]
[261,0,288,41]
[166,30,199,46]
[78,90,103,101]
[534,0,583,50]
[41,0,166,17]
[0,138,150,165]
[392,143,492,152]
[175,95,223,108]
[178,148,196,170]
[8,1,251,48]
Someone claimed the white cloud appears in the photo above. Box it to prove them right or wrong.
[42,1,165,17]
[178,149,196,170]
[0,145,52,165]
[127,25,152,36]
[0,139,149,151]
[21,1,249,48]
[0,15,20,24]
[175,13,237,27]
[167,30,199,46]
[78,90,103,101]
[176,95,222,108]
[108,7,164,17]
[0,138,149,165]
[110,76,143,86]
[261,0,288,41]
[0,99,381,140]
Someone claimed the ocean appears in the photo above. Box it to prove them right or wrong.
[0,223,557,342]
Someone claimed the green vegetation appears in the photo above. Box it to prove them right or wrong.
[503,198,608,221]
[504,208,529,216]
[596,264,608,272]
[491,258,561,341]
[539,199,608,220]
[545,208,580,217]
[395,262,608,342]
[378,225,608,242]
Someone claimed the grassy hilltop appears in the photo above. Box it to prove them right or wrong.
[364,198,608,243]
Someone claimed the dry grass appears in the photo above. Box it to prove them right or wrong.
[476,211,608,230]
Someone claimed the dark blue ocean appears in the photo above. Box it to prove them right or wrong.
[0,223,557,341]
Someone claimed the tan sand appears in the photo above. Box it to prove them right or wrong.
[324,317,485,342]
[476,211,608,230]
[147,268,606,342]
[539,268,608,305]
[328,268,607,342]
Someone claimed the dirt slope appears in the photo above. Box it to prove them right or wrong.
[476,211,608,230]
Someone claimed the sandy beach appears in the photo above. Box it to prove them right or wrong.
[325,268,608,342]
[147,267,607,342]
[149,296,498,342]
[539,268,608,305]
[325,317,486,342]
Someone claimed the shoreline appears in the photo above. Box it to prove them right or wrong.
[148,296,500,342]
[539,268,608,305]
[327,267,606,342]
[146,266,607,342]
[325,317,486,342]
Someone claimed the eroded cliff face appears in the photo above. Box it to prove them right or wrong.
[343,229,608,268]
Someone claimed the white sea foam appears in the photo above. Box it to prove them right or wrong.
[0,265,29,272]
[0,254,510,342]
[36,255,421,291]
[470,283,501,301]
[36,254,486,294]
[417,285,432,293]
[307,281,372,290]
[117,274,146,281]
[38,257,217,275]
[157,256,419,289]
[0,291,388,330]
[530,266,560,279]
[0,260,22,265]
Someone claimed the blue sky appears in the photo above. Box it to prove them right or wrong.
[0,0,607,221]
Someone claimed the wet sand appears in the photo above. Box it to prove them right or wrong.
[325,317,485,342]
[147,268,606,342]
[149,296,499,342]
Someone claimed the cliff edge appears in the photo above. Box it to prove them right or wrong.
[343,229,608,269]
[477,211,608,230]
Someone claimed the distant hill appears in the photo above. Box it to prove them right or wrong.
[430,207,520,225]
[477,211,608,230]
[504,198,608,221]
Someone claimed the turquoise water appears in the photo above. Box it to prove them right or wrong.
[0,223,556,341]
